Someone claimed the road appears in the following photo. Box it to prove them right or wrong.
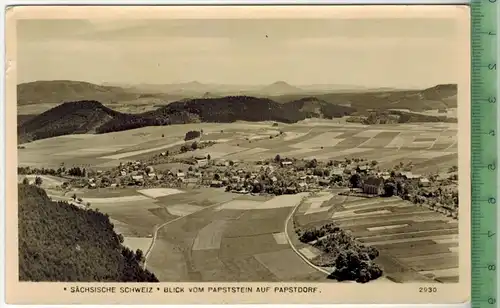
[143,195,330,281]
[142,200,226,269]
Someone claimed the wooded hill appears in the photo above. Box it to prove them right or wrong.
[18,184,159,282]
[18,96,356,143]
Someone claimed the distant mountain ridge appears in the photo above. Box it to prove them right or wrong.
[18,80,184,106]
[257,81,303,95]
[19,80,457,107]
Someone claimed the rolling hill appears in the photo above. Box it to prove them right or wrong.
[18,183,158,282]
[18,100,125,142]
[286,97,356,119]
[18,96,356,143]
[270,84,458,112]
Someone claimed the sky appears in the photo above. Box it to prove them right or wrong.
[16,15,465,88]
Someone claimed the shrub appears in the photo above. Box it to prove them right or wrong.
[184,130,201,141]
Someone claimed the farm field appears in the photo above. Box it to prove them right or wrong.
[294,194,459,283]
[22,181,321,282]
[145,192,326,282]
[17,120,459,282]
[18,121,457,175]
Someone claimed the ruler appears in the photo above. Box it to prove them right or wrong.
[471,0,499,307]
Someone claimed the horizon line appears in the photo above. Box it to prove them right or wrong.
[17,79,458,90]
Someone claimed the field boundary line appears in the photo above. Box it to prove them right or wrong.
[283,195,332,276]
[142,198,230,269]
[427,129,446,150]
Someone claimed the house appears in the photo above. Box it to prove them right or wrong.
[319,179,330,186]
[356,165,370,174]
[88,183,97,189]
[195,156,208,167]
[131,175,144,184]
[210,180,223,188]
[298,182,308,190]
[120,170,127,176]
[280,160,293,167]
[176,172,185,178]
[286,186,297,194]
[148,172,157,179]
[362,176,384,195]
[235,188,249,194]
[185,178,198,184]
[331,168,344,176]
[401,172,421,180]
[419,177,431,187]
[270,176,278,183]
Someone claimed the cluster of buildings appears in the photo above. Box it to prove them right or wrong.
[74,154,433,198]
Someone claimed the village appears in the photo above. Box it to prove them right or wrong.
[18,150,459,219]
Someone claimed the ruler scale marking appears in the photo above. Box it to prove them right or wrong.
[472,0,498,308]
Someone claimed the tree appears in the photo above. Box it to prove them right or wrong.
[306,159,318,169]
[135,249,144,263]
[184,130,201,141]
[383,182,397,197]
[214,173,221,181]
[22,178,29,185]
[349,173,362,189]
[72,193,77,200]
[161,134,164,138]
[252,182,263,193]
[371,160,378,166]
[34,176,43,186]
[275,154,281,162]
[207,154,211,160]
[191,142,198,150]
[313,168,323,176]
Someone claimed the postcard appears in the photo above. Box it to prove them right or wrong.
[5,4,470,305]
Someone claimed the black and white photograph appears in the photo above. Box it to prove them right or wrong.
[6,4,471,305]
